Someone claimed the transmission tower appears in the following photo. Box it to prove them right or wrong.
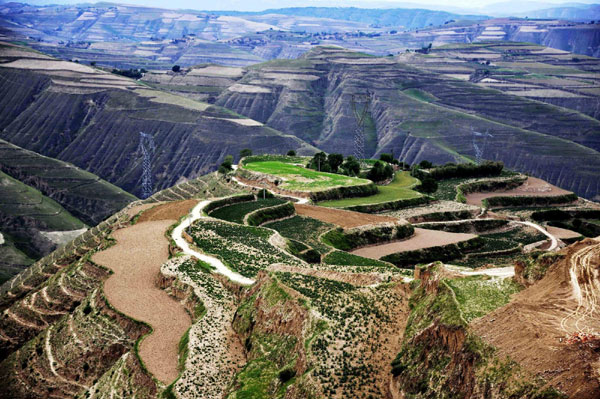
[471,128,492,164]
[351,90,372,163]
[137,132,156,199]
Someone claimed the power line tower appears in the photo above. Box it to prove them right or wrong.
[351,90,372,163]
[471,128,492,164]
[137,132,155,199]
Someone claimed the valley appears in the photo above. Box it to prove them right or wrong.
[0,2,599,398]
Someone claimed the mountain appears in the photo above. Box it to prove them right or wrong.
[0,41,318,200]
[212,46,600,200]
[514,4,600,20]
[0,138,136,283]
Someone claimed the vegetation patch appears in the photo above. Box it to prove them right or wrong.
[188,220,303,278]
[264,215,334,254]
[381,237,483,268]
[322,251,392,267]
[318,172,422,209]
[209,198,285,224]
[446,276,522,322]
[246,202,295,226]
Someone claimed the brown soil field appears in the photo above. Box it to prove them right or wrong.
[350,228,476,259]
[466,177,571,206]
[137,199,197,223]
[546,225,582,240]
[92,201,196,384]
[294,204,400,228]
[472,240,600,398]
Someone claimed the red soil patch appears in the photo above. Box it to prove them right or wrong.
[471,240,600,398]
[92,201,196,384]
[137,199,197,223]
[294,204,400,228]
[351,228,476,259]
[466,177,571,206]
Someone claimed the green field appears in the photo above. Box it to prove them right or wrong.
[242,161,369,192]
[318,171,420,208]
[208,198,286,224]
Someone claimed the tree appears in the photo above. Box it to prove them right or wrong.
[218,155,234,174]
[172,65,181,72]
[419,160,433,169]
[287,150,296,156]
[417,177,438,194]
[327,153,344,173]
[379,153,394,163]
[341,156,360,176]
[309,152,328,171]
[367,161,393,182]
[239,148,252,158]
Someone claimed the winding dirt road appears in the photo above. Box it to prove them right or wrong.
[92,203,194,384]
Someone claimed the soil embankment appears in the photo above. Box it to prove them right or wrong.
[92,202,196,384]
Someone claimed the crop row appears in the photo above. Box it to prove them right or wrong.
[188,220,303,278]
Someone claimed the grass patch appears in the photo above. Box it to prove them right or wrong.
[264,216,334,254]
[318,172,420,208]
[209,198,285,224]
[446,276,521,322]
[323,250,392,267]
[242,161,369,192]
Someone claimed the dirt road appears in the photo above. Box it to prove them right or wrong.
[92,203,194,384]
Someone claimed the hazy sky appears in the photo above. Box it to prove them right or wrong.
[10,0,600,13]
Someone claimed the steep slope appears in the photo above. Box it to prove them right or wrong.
[472,239,600,397]
[0,42,317,199]
[0,138,137,283]
[216,46,600,200]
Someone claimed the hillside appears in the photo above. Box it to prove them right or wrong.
[0,139,137,283]
[0,42,318,199]
[211,46,600,200]
[1,3,599,71]
[0,157,598,398]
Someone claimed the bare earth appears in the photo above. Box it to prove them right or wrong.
[294,204,400,228]
[546,225,582,240]
[351,228,476,259]
[92,202,196,384]
[471,240,600,397]
[466,177,571,206]
[137,199,197,223]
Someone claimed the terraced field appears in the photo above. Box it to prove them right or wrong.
[319,171,421,208]
[208,197,286,224]
[242,161,369,192]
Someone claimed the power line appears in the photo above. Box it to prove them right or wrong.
[137,132,155,199]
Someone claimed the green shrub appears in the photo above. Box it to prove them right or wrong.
[381,237,483,267]
[204,194,255,213]
[321,224,414,250]
[341,196,430,213]
[483,193,578,208]
[323,251,391,267]
[246,202,295,226]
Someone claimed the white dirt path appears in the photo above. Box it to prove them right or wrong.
[172,201,255,285]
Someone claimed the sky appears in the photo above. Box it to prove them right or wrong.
[9,0,600,13]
